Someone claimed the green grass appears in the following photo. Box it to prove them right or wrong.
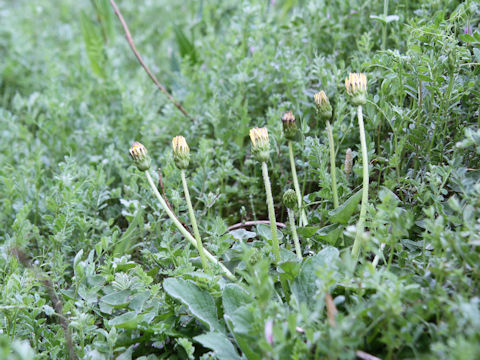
[1,0,480,358]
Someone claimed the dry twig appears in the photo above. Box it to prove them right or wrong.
[109,0,193,121]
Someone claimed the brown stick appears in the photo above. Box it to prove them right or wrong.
[227,220,286,231]
[109,0,193,121]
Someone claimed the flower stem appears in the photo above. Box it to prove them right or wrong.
[326,121,339,209]
[288,141,308,226]
[351,105,369,259]
[261,161,280,263]
[144,170,235,280]
[382,0,389,51]
[181,170,209,273]
[287,209,302,261]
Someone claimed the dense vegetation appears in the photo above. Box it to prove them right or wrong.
[1,0,479,359]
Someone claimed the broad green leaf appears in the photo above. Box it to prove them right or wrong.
[100,289,131,308]
[222,284,251,315]
[163,278,224,333]
[193,332,241,360]
[108,311,144,329]
[291,247,339,308]
[328,189,362,224]
[315,224,344,245]
[296,226,319,238]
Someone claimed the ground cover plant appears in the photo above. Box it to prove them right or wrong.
[1,0,480,358]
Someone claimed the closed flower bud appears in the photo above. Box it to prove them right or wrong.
[281,111,298,141]
[129,142,151,171]
[344,148,353,177]
[314,91,333,120]
[249,127,270,162]
[172,136,190,169]
[345,73,367,105]
[283,189,297,210]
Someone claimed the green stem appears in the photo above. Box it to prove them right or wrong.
[287,209,302,261]
[261,161,280,263]
[382,0,389,51]
[351,105,369,259]
[181,170,209,273]
[326,121,339,209]
[288,141,308,226]
[144,171,235,280]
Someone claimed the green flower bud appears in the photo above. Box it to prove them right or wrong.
[249,127,270,162]
[345,73,367,106]
[283,189,297,210]
[314,91,333,120]
[172,136,190,170]
[281,111,298,141]
[129,142,151,171]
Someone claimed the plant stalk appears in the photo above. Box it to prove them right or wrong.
[181,170,209,273]
[261,161,280,263]
[326,120,339,209]
[351,105,369,259]
[382,0,389,51]
[288,141,308,226]
[144,171,235,280]
[287,209,302,261]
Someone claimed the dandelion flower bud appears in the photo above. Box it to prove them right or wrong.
[283,189,297,210]
[314,91,333,120]
[344,148,353,177]
[172,136,190,170]
[249,127,270,162]
[281,111,298,141]
[129,142,151,171]
[345,73,367,105]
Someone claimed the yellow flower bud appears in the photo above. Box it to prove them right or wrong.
[249,127,270,162]
[345,73,367,105]
[172,136,190,169]
[314,91,333,120]
[129,142,151,171]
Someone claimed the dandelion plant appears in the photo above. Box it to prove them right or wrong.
[314,91,338,208]
[172,136,209,273]
[249,127,280,262]
[129,142,235,280]
[283,189,302,260]
[282,111,308,226]
[345,73,369,259]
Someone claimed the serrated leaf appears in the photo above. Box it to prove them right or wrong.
[163,278,224,333]
[328,189,362,224]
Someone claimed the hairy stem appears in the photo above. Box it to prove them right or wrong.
[287,209,302,260]
[382,0,389,51]
[181,170,209,273]
[326,121,339,208]
[352,105,369,259]
[145,171,235,280]
[288,141,308,226]
[262,162,280,263]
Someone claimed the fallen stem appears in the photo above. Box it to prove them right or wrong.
[109,0,193,121]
